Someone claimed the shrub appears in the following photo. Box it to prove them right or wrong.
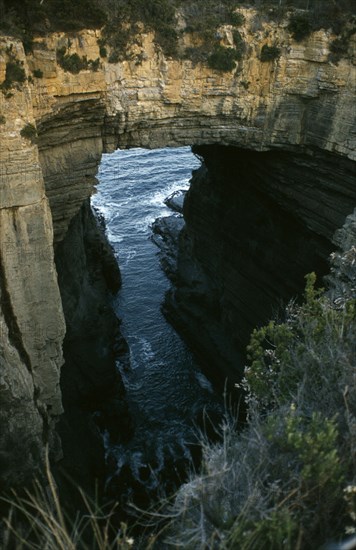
[328,29,354,62]
[0,114,6,124]
[232,30,246,60]
[260,44,280,61]
[232,29,244,48]
[88,58,100,71]
[33,69,44,78]
[56,49,88,73]
[330,37,349,57]
[22,35,34,55]
[155,26,178,57]
[99,45,107,58]
[108,51,120,64]
[207,46,239,72]
[0,0,107,37]
[43,0,107,32]
[244,272,356,413]
[168,404,351,549]
[20,123,37,143]
[288,13,312,42]
[229,11,245,27]
[1,60,26,90]
[56,48,100,73]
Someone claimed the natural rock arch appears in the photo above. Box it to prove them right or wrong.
[0,16,355,490]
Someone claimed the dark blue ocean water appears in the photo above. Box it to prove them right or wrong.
[92,147,223,493]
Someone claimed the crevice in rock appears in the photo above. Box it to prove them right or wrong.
[53,200,133,502]
[0,243,32,375]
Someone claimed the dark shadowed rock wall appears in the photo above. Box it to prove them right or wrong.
[54,200,132,497]
[165,145,356,381]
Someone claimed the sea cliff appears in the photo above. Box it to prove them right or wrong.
[0,8,355,488]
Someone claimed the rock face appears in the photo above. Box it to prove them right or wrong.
[0,40,65,490]
[165,145,356,380]
[54,200,132,497]
[0,10,355,489]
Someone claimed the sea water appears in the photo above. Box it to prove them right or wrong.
[92,147,223,499]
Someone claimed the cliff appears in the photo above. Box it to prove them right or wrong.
[0,8,355,489]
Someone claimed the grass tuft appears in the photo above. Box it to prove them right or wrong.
[0,451,135,549]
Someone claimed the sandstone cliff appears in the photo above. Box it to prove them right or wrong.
[0,8,355,488]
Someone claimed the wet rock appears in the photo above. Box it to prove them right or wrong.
[164,190,187,213]
[151,215,185,280]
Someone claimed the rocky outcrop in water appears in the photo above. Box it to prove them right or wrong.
[152,215,185,280]
[0,9,355,489]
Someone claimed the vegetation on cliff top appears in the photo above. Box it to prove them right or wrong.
[0,0,355,68]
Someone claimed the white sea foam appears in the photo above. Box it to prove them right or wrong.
[194,371,214,393]
[122,248,137,265]
[107,232,123,243]
[147,181,190,208]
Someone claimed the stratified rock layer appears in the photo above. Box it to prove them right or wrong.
[0,9,355,489]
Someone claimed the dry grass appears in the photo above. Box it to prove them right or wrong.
[0,452,135,550]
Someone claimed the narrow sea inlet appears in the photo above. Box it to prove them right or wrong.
[92,147,223,504]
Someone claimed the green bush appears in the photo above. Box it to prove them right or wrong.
[99,45,107,58]
[233,29,244,47]
[56,47,100,73]
[89,58,100,71]
[42,0,107,32]
[108,51,120,64]
[33,69,44,78]
[245,272,355,412]
[229,11,245,27]
[288,13,312,41]
[328,28,355,63]
[0,0,107,38]
[260,44,280,61]
[330,37,349,56]
[20,123,38,143]
[0,0,354,60]
[207,46,239,72]
[155,25,178,57]
[1,60,26,90]
[56,49,87,73]
[232,29,246,60]
[0,114,6,124]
